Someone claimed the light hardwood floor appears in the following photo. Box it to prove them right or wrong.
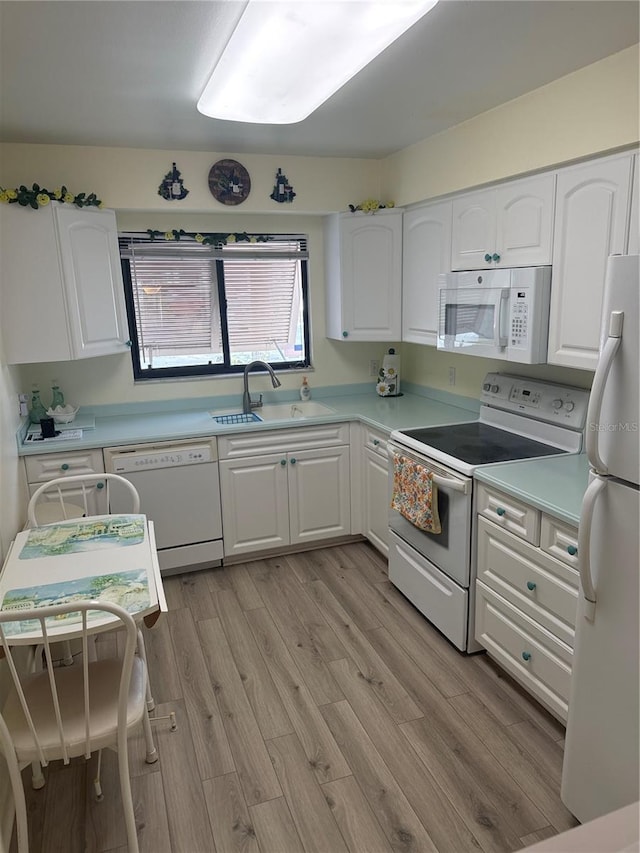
[11,542,578,853]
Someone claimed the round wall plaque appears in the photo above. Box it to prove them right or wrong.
[208,159,251,205]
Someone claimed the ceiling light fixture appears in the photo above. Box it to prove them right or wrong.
[197,0,439,125]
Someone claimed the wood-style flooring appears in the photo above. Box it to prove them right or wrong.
[11,542,578,853]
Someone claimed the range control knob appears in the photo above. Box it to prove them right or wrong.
[483,383,491,392]
[552,398,564,409]
[490,384,499,393]
[564,401,575,412]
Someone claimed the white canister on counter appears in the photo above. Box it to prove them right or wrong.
[377,348,400,397]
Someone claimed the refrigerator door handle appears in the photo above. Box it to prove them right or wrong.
[577,474,607,621]
[585,311,624,474]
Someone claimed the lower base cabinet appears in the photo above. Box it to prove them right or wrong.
[362,426,391,557]
[220,442,351,558]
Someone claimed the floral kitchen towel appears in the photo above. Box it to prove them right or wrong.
[390,449,442,534]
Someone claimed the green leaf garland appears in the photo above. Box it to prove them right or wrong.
[146,229,272,247]
[0,183,103,210]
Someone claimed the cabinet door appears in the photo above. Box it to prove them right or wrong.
[327,211,403,341]
[55,206,130,359]
[548,154,632,370]
[363,446,390,556]
[628,154,639,255]
[27,479,108,517]
[495,174,555,267]
[219,454,289,557]
[288,445,351,544]
[402,200,452,345]
[451,189,496,270]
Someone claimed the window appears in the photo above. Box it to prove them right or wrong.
[119,233,310,380]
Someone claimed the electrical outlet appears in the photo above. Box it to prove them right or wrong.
[369,359,380,377]
[449,367,456,386]
[18,393,29,417]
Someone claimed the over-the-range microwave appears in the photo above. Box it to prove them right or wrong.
[437,266,551,363]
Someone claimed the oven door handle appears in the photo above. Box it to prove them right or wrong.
[432,472,470,496]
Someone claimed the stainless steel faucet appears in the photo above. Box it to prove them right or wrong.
[242,361,282,413]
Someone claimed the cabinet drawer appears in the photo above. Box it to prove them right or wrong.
[363,426,389,459]
[477,517,579,646]
[218,423,350,458]
[25,449,105,483]
[476,483,540,544]
[540,515,579,569]
[475,581,572,722]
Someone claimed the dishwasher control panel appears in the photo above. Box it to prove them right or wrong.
[109,444,214,472]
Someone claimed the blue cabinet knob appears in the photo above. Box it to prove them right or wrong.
[373,439,379,446]
[484,253,492,263]
[526,581,536,591]
[290,458,297,465]
[97,482,104,490]
[61,463,69,471]
[342,331,348,338]
[280,459,286,466]
[567,545,578,556]
[125,340,133,348]
[522,651,531,661]
[496,507,506,516]
[492,253,501,262]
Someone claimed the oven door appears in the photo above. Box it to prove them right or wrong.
[388,443,472,586]
[437,284,510,359]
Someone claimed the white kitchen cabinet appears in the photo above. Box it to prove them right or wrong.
[325,209,403,341]
[451,173,555,270]
[24,449,108,520]
[0,202,130,364]
[402,200,452,345]
[219,425,351,558]
[547,152,633,371]
[475,484,579,722]
[362,426,391,556]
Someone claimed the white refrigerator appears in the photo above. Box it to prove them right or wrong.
[561,254,640,823]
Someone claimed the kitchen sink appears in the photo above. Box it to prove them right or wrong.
[210,401,335,423]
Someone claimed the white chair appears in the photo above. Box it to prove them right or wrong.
[0,600,156,853]
[27,473,141,527]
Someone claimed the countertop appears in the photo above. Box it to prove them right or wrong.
[474,453,590,526]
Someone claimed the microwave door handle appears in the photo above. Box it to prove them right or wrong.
[585,311,624,474]
[493,289,509,348]
[431,472,470,496]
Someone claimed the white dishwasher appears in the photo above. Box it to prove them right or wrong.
[104,438,223,576]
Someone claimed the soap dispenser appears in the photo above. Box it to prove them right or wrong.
[300,376,311,401]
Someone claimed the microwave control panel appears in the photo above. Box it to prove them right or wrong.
[510,290,531,347]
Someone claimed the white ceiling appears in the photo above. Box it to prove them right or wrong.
[1,1,638,159]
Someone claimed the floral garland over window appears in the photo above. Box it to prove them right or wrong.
[146,228,272,246]
[0,183,103,210]
[348,199,395,213]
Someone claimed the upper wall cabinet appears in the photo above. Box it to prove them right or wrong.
[402,200,452,346]
[0,203,130,364]
[451,174,555,271]
[547,152,633,371]
[325,209,403,341]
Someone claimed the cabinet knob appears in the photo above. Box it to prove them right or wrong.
[526,581,536,591]
[373,439,380,446]
[521,651,532,662]
[342,331,349,338]
[61,463,69,471]
[97,482,104,490]
[125,340,133,348]
[567,544,578,556]
[290,458,297,465]
[280,459,287,466]
[496,507,506,516]
[484,253,492,263]
[492,253,501,263]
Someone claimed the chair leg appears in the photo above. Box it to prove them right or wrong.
[136,629,155,712]
[30,760,45,790]
[62,640,74,666]
[93,749,104,801]
[7,757,29,853]
[141,707,159,764]
[117,736,139,853]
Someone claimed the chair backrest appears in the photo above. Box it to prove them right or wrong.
[27,473,141,527]
[0,600,138,767]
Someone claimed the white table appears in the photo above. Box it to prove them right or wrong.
[0,514,167,646]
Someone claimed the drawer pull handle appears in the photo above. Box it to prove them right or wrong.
[280,459,287,466]
[526,581,536,591]
[496,507,506,516]
[521,651,532,661]
[97,482,104,490]
[60,463,69,471]
[567,544,578,556]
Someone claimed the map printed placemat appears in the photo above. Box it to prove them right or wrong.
[0,569,150,635]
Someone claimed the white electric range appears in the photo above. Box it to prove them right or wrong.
[388,372,589,652]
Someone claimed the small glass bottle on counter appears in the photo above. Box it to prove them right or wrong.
[50,379,65,410]
[29,384,48,424]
